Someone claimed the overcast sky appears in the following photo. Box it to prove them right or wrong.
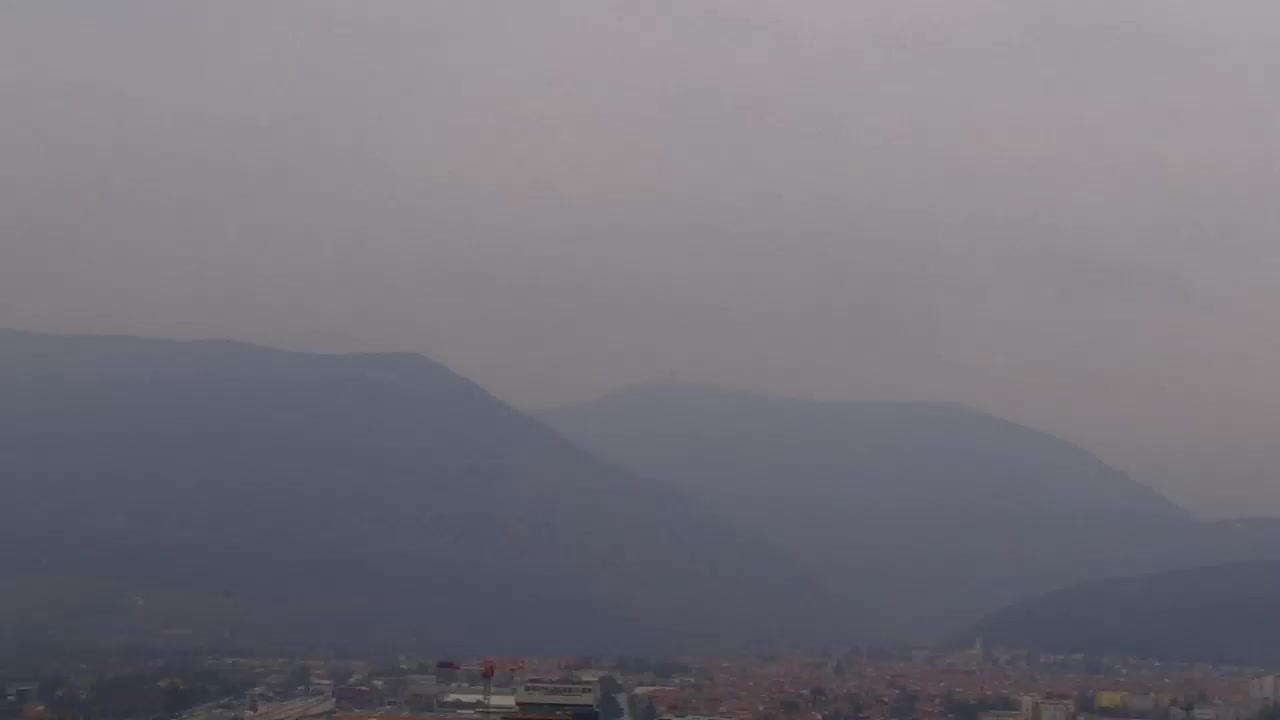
[3,2,1280,517]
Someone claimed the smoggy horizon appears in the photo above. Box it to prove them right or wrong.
[4,2,1280,517]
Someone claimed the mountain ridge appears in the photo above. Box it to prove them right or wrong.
[968,558,1280,664]
[554,380,1179,503]
[542,381,1206,640]
[0,330,835,657]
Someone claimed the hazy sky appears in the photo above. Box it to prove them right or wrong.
[3,2,1280,517]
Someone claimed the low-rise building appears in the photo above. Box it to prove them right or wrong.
[511,680,599,720]
[1250,674,1279,703]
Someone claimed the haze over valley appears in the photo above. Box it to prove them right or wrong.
[4,1,1280,668]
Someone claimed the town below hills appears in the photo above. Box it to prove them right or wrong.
[1,329,1278,664]
[4,649,1279,720]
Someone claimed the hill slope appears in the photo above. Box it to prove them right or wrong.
[542,382,1199,640]
[970,560,1280,664]
[0,331,830,656]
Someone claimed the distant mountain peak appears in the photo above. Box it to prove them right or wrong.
[543,381,1196,641]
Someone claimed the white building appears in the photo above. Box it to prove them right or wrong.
[516,680,599,713]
